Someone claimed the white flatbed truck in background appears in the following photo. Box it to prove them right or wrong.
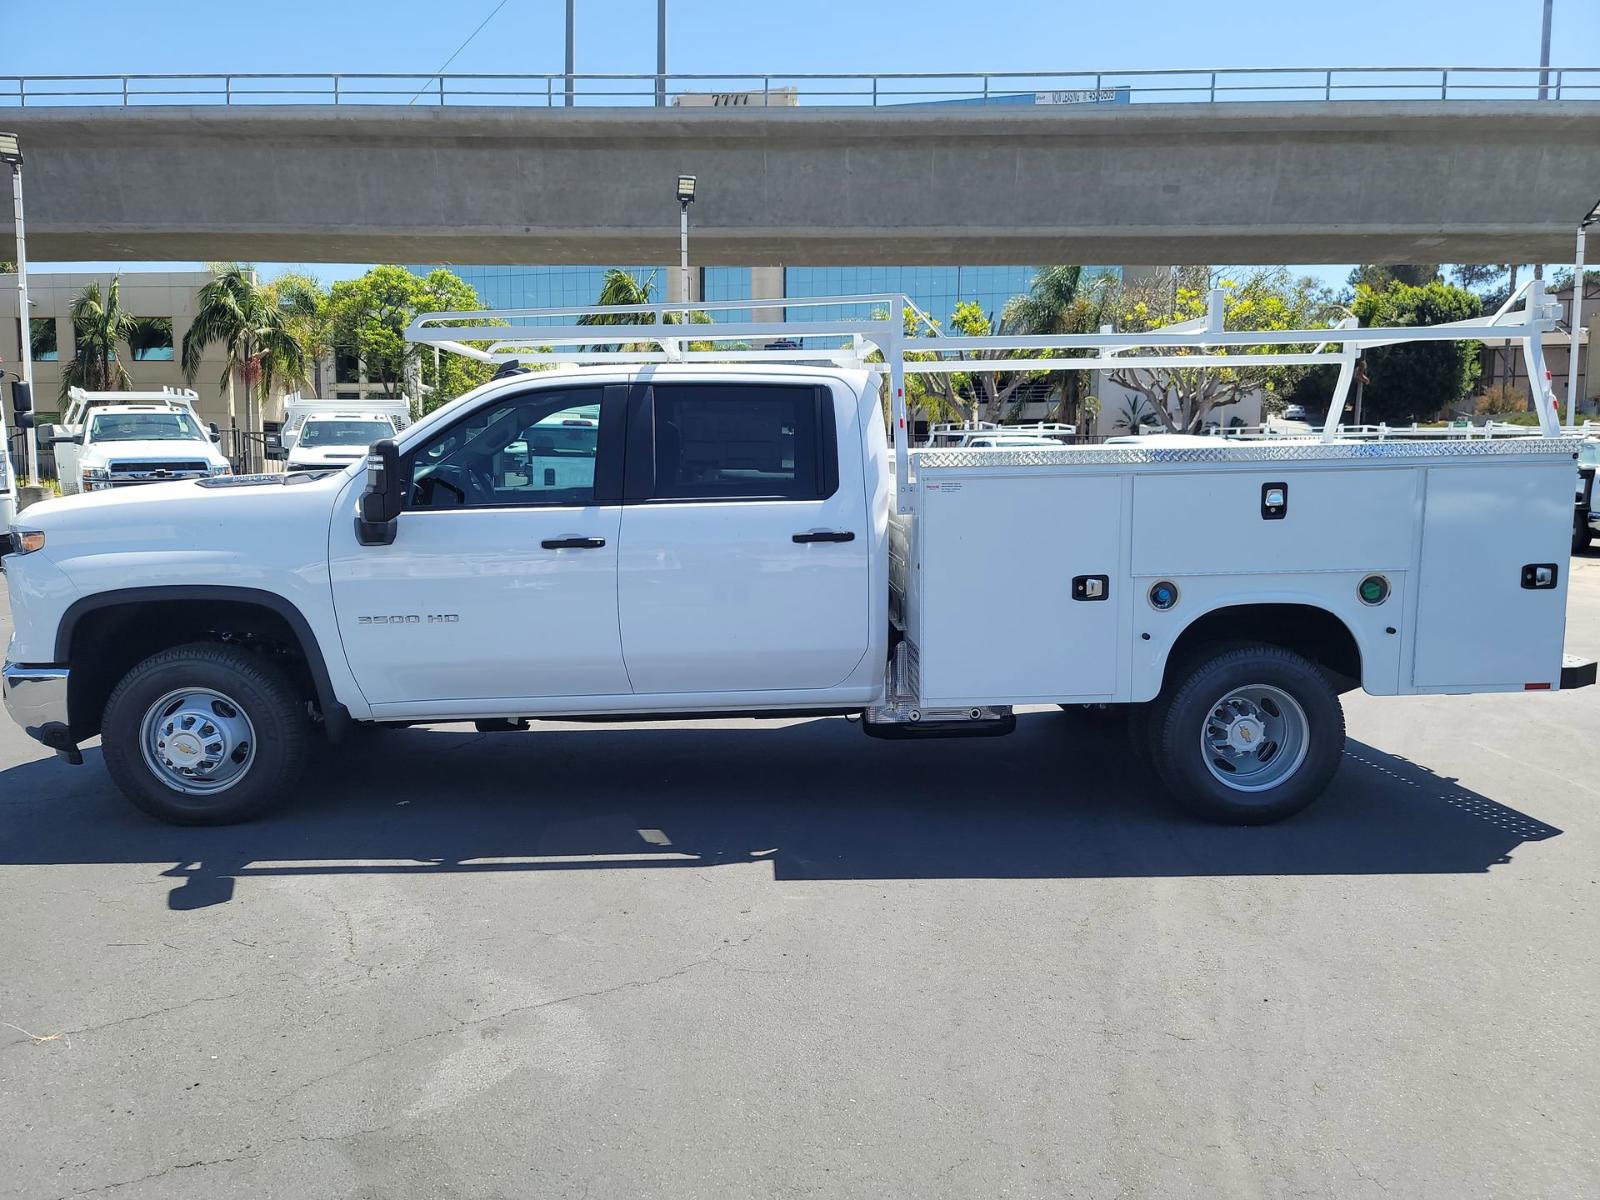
[2,285,1593,825]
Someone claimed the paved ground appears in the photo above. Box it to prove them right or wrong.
[2,559,1597,1200]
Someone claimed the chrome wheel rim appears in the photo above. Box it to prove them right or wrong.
[1199,683,1309,794]
[139,687,258,796]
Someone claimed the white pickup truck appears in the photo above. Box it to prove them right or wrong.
[46,388,231,495]
[285,412,400,474]
[277,394,411,473]
[3,288,1593,826]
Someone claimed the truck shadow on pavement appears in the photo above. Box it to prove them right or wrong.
[0,711,1564,910]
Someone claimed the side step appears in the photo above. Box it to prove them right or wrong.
[862,712,1016,741]
[862,641,1015,740]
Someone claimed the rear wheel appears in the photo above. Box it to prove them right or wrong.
[1575,521,1592,556]
[1150,643,1345,824]
[102,643,311,825]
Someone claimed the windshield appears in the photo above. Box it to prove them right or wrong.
[298,419,394,448]
[89,412,205,443]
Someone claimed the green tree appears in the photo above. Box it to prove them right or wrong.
[182,264,307,448]
[1347,264,1440,292]
[1002,266,1117,427]
[1350,279,1482,423]
[1106,267,1337,433]
[1449,263,1508,295]
[60,277,136,400]
[575,268,712,352]
[326,266,493,412]
[268,272,333,397]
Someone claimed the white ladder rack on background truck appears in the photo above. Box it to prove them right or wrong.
[407,280,1570,515]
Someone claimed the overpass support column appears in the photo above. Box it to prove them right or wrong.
[750,265,785,324]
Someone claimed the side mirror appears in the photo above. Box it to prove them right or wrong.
[208,422,222,444]
[44,426,81,447]
[356,438,403,546]
[9,380,33,430]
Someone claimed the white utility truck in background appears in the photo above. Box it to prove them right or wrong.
[44,388,231,495]
[0,430,14,532]
[278,394,410,472]
[3,286,1593,826]
[285,412,401,473]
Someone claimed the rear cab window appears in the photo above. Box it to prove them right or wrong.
[636,383,838,502]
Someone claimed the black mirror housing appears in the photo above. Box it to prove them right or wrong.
[356,438,403,545]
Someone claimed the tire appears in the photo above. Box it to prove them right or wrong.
[1574,522,1592,556]
[1149,643,1345,825]
[101,642,311,825]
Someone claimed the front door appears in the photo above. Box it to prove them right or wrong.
[330,384,631,708]
[616,381,872,695]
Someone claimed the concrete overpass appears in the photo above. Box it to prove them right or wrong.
[4,101,1599,266]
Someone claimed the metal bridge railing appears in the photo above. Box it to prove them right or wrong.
[0,66,1596,109]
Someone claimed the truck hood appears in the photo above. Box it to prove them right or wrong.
[80,438,227,466]
[16,471,349,562]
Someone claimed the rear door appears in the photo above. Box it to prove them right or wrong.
[616,381,871,695]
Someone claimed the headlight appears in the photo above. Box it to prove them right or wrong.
[209,463,232,476]
[82,467,110,481]
[8,527,45,555]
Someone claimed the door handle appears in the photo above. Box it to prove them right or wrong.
[541,536,607,550]
[792,530,856,544]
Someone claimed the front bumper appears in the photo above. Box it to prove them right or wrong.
[1,662,81,762]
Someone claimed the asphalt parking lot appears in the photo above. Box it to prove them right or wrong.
[2,560,1598,1200]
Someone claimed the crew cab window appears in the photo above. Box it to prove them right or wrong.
[408,388,602,510]
[649,384,830,501]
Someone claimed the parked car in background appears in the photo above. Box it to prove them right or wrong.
[1282,404,1310,422]
[964,434,1068,448]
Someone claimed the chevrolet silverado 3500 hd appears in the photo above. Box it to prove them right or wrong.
[3,288,1594,825]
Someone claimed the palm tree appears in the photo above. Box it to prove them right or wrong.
[269,272,332,397]
[1003,266,1116,429]
[182,264,307,468]
[576,268,661,351]
[59,277,137,400]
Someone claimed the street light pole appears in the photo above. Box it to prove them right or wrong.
[675,175,696,323]
[564,0,575,108]
[1567,198,1599,425]
[1,134,37,486]
[1538,0,1553,100]
[656,0,667,107]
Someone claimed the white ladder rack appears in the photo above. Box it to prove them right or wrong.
[408,281,1567,513]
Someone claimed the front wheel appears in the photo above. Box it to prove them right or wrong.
[1150,644,1345,825]
[102,643,311,825]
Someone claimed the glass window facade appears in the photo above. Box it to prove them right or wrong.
[29,317,57,361]
[784,265,1120,326]
[413,265,668,311]
[410,264,1121,329]
[128,316,174,361]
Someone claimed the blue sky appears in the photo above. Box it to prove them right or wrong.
[10,0,1597,290]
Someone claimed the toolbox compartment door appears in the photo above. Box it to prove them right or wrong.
[1412,463,1572,690]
